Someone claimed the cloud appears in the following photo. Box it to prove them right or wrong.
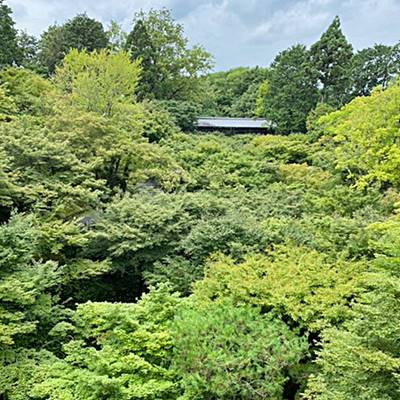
[6,0,400,70]
[246,2,330,45]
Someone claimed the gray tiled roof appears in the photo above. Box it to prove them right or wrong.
[197,117,273,129]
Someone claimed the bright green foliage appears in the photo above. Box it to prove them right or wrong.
[0,147,17,222]
[3,286,181,400]
[0,67,52,115]
[0,349,58,400]
[318,80,400,188]
[192,247,367,332]
[173,300,307,399]
[260,45,319,133]
[0,0,19,68]
[0,86,16,120]
[38,14,109,74]
[125,8,212,101]
[0,103,178,217]
[202,67,269,117]
[305,219,400,399]
[157,100,200,132]
[54,49,141,116]
[305,274,400,400]
[161,133,312,190]
[139,100,178,142]
[0,214,59,348]
[0,112,104,217]
[349,43,400,98]
[0,14,399,400]
[310,16,353,106]
[255,80,269,117]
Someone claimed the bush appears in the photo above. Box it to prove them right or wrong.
[172,299,307,399]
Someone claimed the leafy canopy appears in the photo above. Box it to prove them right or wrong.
[125,8,213,101]
[38,14,109,74]
[318,79,400,188]
[259,45,318,133]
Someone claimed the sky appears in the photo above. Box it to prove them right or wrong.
[6,0,400,71]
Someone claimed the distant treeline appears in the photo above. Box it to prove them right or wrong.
[1,0,400,399]
[1,1,399,133]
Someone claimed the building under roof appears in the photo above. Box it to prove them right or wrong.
[196,117,274,134]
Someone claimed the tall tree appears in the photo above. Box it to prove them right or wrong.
[260,45,319,133]
[125,8,212,101]
[37,24,65,74]
[16,30,38,69]
[0,0,19,68]
[54,49,141,117]
[62,13,109,53]
[106,21,128,52]
[310,16,353,107]
[348,43,400,99]
[38,14,109,74]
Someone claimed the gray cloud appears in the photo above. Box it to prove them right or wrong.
[6,0,400,70]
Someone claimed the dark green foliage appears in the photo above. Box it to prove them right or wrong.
[38,14,109,74]
[260,45,319,133]
[1,8,400,400]
[310,16,353,107]
[62,14,108,55]
[173,300,307,399]
[125,8,212,101]
[348,43,400,99]
[201,66,268,117]
[0,0,19,68]
[157,100,200,131]
[37,25,65,74]
[16,31,38,69]
[306,103,335,139]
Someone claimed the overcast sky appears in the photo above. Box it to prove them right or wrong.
[6,0,400,70]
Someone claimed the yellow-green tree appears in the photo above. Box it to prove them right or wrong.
[54,49,141,117]
[318,79,400,188]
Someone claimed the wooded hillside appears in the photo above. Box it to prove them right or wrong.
[1,2,400,399]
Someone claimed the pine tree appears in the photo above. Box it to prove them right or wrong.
[310,16,353,107]
[0,0,19,68]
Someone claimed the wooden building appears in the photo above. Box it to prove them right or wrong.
[196,117,274,134]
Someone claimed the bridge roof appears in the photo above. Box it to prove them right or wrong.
[197,117,273,129]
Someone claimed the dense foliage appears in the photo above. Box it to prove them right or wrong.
[0,0,19,68]
[38,14,109,74]
[125,8,213,102]
[1,2,400,399]
[259,45,318,133]
[310,16,353,107]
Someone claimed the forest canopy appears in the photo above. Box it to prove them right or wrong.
[0,1,400,399]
